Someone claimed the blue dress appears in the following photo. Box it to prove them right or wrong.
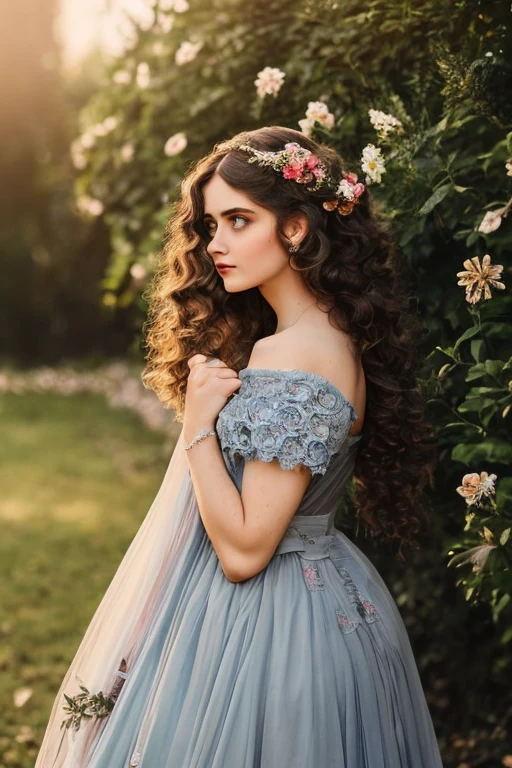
[79,367,444,767]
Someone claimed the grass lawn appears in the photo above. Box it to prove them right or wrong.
[0,391,177,767]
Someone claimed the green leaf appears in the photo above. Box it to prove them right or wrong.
[500,528,511,546]
[470,339,486,363]
[417,183,452,215]
[452,440,512,464]
[453,326,479,354]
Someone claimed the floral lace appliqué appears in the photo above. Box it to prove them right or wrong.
[336,566,380,628]
[216,369,358,477]
[301,561,325,591]
[335,609,359,634]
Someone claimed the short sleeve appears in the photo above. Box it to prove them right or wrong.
[215,368,358,476]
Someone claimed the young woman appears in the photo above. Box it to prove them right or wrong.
[36,126,444,767]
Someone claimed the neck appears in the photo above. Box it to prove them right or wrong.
[258,270,318,333]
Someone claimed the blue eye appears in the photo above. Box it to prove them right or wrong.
[203,216,248,238]
[231,215,247,229]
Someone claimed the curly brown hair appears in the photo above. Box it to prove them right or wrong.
[141,125,437,562]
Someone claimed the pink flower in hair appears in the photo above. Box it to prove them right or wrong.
[283,166,302,179]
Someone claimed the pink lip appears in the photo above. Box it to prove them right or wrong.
[216,264,235,271]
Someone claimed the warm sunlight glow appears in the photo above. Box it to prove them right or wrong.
[56,0,154,69]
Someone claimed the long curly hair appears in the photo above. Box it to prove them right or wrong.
[142,125,437,562]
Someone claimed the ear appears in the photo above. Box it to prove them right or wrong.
[282,213,309,245]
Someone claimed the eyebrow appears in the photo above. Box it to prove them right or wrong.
[203,207,256,219]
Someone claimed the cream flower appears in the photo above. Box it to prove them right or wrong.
[368,108,402,138]
[254,66,285,99]
[361,144,386,184]
[159,0,189,9]
[103,116,119,132]
[506,158,512,176]
[305,101,335,129]
[298,118,315,137]
[76,196,104,217]
[120,143,135,162]
[477,208,505,234]
[335,179,356,201]
[175,40,203,66]
[157,12,174,33]
[456,254,505,304]
[456,471,498,506]
[70,140,87,169]
[164,132,187,156]
[79,132,96,149]
[136,62,150,89]
[113,70,131,85]
[130,263,147,281]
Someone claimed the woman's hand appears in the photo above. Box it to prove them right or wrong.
[183,354,242,442]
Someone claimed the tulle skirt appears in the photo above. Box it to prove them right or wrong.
[85,510,444,768]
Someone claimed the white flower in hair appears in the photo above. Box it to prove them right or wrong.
[254,67,286,99]
[361,144,386,184]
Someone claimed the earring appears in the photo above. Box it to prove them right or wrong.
[288,243,299,253]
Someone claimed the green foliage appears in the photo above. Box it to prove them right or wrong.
[61,686,114,732]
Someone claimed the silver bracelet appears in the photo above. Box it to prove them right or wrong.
[184,429,217,451]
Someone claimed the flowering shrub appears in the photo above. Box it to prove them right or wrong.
[69,2,512,760]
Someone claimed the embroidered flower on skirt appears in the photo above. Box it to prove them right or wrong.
[335,609,359,634]
[301,561,325,591]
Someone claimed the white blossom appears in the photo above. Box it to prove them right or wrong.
[76,196,104,216]
[368,108,402,139]
[305,101,335,129]
[175,40,203,66]
[361,144,386,184]
[254,66,285,99]
[70,140,87,169]
[103,116,119,132]
[130,263,148,281]
[336,179,356,201]
[173,0,189,11]
[506,158,512,177]
[298,118,315,137]
[113,69,131,85]
[80,132,96,149]
[157,12,174,33]
[164,132,187,156]
[120,143,135,163]
[477,208,505,234]
[136,62,151,88]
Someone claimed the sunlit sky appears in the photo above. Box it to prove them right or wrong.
[56,0,154,68]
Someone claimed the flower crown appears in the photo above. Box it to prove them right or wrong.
[236,141,365,216]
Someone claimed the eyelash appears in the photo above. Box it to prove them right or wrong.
[205,215,248,237]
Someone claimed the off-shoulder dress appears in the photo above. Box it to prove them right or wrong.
[74,367,445,767]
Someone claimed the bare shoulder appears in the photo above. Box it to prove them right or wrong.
[248,311,366,430]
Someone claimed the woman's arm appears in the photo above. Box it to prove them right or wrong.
[184,430,311,583]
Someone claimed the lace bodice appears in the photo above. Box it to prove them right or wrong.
[216,367,361,478]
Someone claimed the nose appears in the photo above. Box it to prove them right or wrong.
[206,228,228,258]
